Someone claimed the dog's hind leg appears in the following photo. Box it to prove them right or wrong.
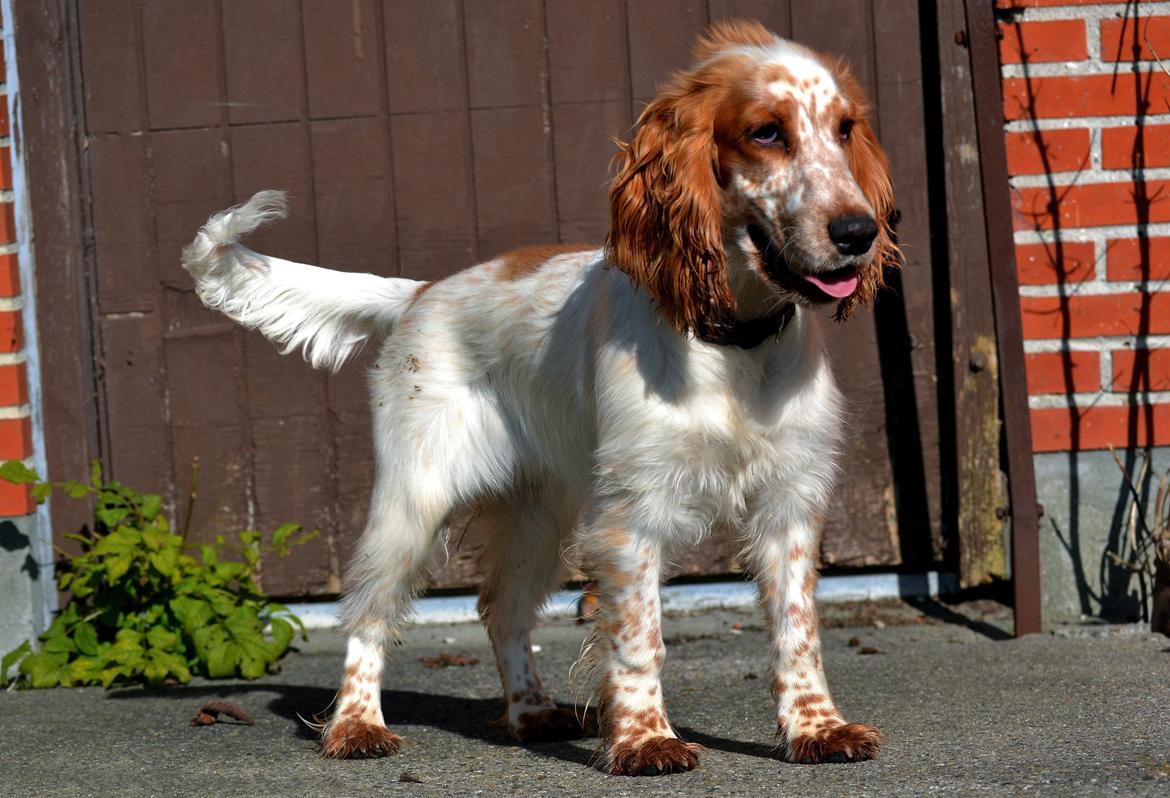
[318,484,447,758]
[475,485,588,742]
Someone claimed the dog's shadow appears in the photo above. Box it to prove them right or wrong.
[106,683,780,767]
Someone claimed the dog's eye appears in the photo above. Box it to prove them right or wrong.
[751,123,784,148]
[839,118,855,142]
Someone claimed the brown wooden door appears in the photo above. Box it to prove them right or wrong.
[61,0,948,596]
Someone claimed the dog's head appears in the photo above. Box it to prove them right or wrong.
[607,19,899,339]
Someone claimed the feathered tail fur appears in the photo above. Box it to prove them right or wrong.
[181,191,424,371]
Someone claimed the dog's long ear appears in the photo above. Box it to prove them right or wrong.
[606,93,735,339]
[832,67,901,320]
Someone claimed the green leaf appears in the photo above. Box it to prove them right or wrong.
[68,657,101,685]
[41,633,77,656]
[63,481,91,499]
[74,622,99,657]
[22,653,64,689]
[268,617,293,653]
[96,505,129,529]
[149,547,178,578]
[105,553,134,584]
[31,483,51,503]
[146,626,179,651]
[0,460,39,484]
[206,642,241,678]
[140,493,162,520]
[2,640,31,682]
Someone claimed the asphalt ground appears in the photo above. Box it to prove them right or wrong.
[2,600,1168,797]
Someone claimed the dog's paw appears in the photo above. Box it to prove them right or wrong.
[511,706,597,743]
[320,719,403,759]
[607,736,702,776]
[785,722,883,764]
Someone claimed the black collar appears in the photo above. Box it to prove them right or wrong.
[696,304,797,349]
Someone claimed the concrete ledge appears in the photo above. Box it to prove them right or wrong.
[284,570,958,629]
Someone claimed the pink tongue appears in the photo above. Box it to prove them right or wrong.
[804,272,859,299]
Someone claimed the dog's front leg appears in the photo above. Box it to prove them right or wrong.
[582,521,701,776]
[749,524,883,763]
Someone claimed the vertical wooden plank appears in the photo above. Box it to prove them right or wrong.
[471,106,558,256]
[871,1,946,563]
[707,0,792,38]
[228,122,332,595]
[149,128,233,289]
[303,0,382,119]
[790,0,876,96]
[935,0,1005,585]
[229,123,317,262]
[221,0,305,125]
[164,331,251,547]
[965,0,1041,633]
[463,0,545,108]
[390,111,477,279]
[16,0,98,546]
[141,0,221,129]
[100,315,170,498]
[88,136,154,313]
[546,0,630,105]
[551,100,628,242]
[311,118,396,273]
[77,0,143,134]
[383,0,467,113]
[626,0,707,104]
[546,0,632,243]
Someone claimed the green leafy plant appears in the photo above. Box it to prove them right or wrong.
[0,460,317,688]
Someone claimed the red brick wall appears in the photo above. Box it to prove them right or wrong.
[998,0,1170,453]
[0,7,34,516]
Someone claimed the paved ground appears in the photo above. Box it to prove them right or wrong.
[2,599,1169,797]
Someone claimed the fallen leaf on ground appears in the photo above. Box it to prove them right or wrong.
[420,653,480,668]
[190,701,255,726]
[399,771,424,783]
[858,646,883,655]
[847,636,861,648]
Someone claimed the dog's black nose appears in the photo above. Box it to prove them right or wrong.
[827,215,877,256]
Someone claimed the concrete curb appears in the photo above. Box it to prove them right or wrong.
[284,571,957,629]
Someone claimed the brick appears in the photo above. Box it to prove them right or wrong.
[0,146,11,191]
[1004,128,1091,176]
[0,363,27,406]
[0,310,22,352]
[0,203,13,243]
[1025,350,1100,395]
[1031,403,1170,453]
[0,478,35,517]
[1020,292,1170,339]
[998,19,1087,64]
[1013,180,1170,231]
[1101,16,1170,62]
[1106,236,1170,281]
[0,253,20,296]
[0,417,31,459]
[0,101,8,138]
[1015,241,1095,285]
[1002,72,1170,121]
[1113,348,1170,390]
[1101,124,1170,169]
[998,0,1129,6]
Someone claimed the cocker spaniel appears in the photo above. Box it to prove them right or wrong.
[182,19,898,776]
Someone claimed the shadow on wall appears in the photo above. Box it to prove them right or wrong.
[0,519,38,581]
[1002,0,1157,621]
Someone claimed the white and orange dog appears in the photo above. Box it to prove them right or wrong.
[183,20,897,776]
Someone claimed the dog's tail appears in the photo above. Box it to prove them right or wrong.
[181,191,424,371]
